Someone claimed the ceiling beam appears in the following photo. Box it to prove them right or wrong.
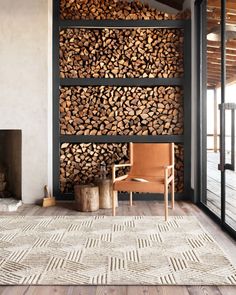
[207,69,236,76]
[207,62,236,68]
[207,7,236,14]
[208,61,236,67]
[208,0,236,11]
[207,14,236,23]
[208,72,236,78]
[207,51,236,58]
[207,55,236,62]
[207,44,236,51]
[207,48,236,56]
[208,71,236,75]
[211,56,236,62]
[207,69,234,74]
[208,40,236,48]
[208,76,235,81]
[216,74,236,88]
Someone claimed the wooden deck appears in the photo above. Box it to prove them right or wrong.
[207,152,236,230]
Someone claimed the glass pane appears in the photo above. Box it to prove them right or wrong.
[225,0,236,230]
[205,0,221,217]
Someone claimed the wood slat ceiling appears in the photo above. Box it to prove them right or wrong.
[207,0,236,87]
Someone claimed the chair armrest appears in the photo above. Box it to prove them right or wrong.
[113,174,128,182]
[113,164,132,168]
[164,165,174,170]
[112,163,131,183]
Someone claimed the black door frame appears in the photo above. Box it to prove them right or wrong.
[196,0,236,239]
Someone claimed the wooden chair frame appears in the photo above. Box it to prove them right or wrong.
[112,143,175,221]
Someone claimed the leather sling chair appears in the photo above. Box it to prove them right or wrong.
[112,143,175,221]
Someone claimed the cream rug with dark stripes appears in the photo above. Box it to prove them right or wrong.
[0,216,235,285]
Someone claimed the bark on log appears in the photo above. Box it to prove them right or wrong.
[60,143,129,193]
[60,86,183,136]
[95,179,118,209]
[74,184,99,212]
[60,0,190,21]
[60,0,172,20]
[0,172,7,192]
[58,0,187,198]
[59,28,184,79]
[175,144,184,192]
[60,143,184,194]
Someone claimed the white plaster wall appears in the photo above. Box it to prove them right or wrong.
[48,0,53,199]
[0,0,52,203]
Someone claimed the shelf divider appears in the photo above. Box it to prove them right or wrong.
[60,135,184,144]
[59,19,186,29]
[60,78,184,87]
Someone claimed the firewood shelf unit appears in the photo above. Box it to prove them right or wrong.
[53,1,192,200]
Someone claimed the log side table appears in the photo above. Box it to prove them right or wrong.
[95,179,118,209]
[74,184,99,212]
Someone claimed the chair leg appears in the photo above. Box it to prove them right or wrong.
[164,184,168,221]
[129,192,133,206]
[171,179,175,209]
[112,190,116,216]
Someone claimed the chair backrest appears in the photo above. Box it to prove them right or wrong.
[128,143,174,178]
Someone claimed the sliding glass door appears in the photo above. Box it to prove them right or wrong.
[205,0,222,218]
[223,95,236,230]
[198,0,236,237]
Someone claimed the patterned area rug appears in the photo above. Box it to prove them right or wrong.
[0,215,235,285]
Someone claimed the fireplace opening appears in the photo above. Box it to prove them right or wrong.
[0,130,22,200]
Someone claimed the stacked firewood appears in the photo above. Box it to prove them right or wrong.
[59,28,184,78]
[175,144,184,192]
[58,0,186,195]
[0,171,7,197]
[60,0,176,20]
[60,143,129,193]
[0,166,10,198]
[60,143,184,193]
[60,0,191,20]
[60,86,183,135]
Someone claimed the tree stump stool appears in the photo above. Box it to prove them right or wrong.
[74,184,99,212]
[95,179,118,209]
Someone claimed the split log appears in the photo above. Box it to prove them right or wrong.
[60,0,191,21]
[60,143,129,193]
[0,172,7,192]
[60,86,183,136]
[0,181,6,192]
[175,144,184,192]
[60,0,173,21]
[74,184,99,212]
[60,143,184,194]
[95,179,118,209]
[58,0,187,197]
[0,173,5,182]
[59,28,184,79]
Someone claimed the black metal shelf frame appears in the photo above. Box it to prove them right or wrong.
[59,19,186,29]
[53,0,192,200]
[60,135,184,143]
[60,78,184,87]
